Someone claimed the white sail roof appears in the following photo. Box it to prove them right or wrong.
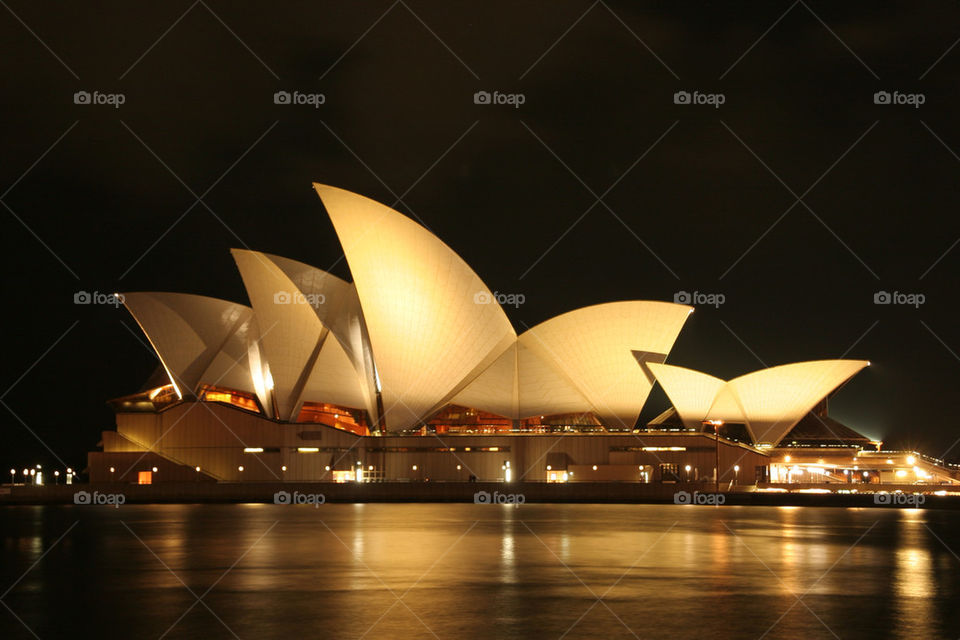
[121,292,260,400]
[644,362,727,430]
[648,360,870,446]
[122,186,699,432]
[258,252,379,424]
[231,249,368,421]
[518,301,692,428]
[451,302,692,426]
[315,184,516,430]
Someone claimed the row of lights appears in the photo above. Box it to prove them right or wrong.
[9,465,77,485]
[582,464,741,477]
[782,454,927,479]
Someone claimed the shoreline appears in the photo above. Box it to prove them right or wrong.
[2,481,957,508]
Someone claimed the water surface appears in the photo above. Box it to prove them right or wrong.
[2,504,959,639]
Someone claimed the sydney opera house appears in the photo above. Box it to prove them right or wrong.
[88,185,960,487]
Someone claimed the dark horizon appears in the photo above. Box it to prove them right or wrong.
[3,1,960,472]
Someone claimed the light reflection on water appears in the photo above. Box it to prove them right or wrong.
[1,504,959,639]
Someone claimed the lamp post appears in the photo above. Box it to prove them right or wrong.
[54,470,60,484]
[9,469,14,485]
[704,420,725,494]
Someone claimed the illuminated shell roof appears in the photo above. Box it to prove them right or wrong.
[122,186,697,431]
[315,184,517,430]
[121,292,263,402]
[231,249,370,421]
[647,360,870,446]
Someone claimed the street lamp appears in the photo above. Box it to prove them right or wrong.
[9,469,14,485]
[704,419,725,494]
[733,465,740,485]
[684,464,692,481]
[54,470,60,484]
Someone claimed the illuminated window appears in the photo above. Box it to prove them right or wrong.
[296,402,368,436]
[137,471,152,485]
[426,405,512,434]
[659,463,680,482]
[199,384,261,413]
[331,470,355,483]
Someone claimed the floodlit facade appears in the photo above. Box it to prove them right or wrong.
[88,185,959,487]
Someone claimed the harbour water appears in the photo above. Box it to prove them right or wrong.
[2,504,959,639]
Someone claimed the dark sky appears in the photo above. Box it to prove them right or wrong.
[3,1,960,472]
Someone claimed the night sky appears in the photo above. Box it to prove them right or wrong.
[3,1,960,472]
